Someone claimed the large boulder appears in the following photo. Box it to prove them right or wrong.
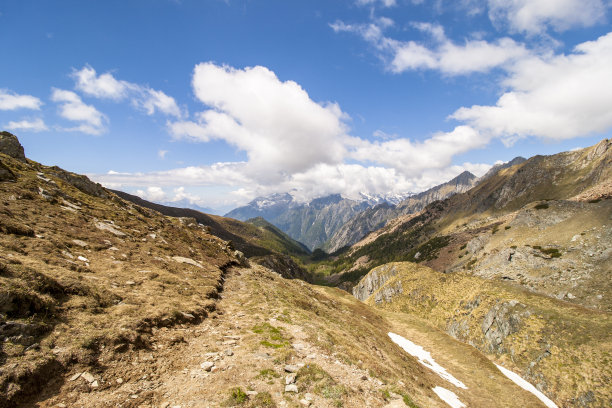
[0,131,26,162]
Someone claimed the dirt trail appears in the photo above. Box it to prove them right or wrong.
[33,266,400,408]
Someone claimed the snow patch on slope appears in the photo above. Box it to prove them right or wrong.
[388,332,467,389]
[496,364,558,408]
[432,386,466,408]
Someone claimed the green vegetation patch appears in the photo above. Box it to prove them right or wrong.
[297,363,346,400]
[252,322,289,349]
[224,387,248,406]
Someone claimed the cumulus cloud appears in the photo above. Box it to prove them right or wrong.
[169,63,350,183]
[93,159,491,209]
[135,186,167,202]
[72,66,129,99]
[331,19,528,75]
[71,65,183,117]
[351,125,491,174]
[451,32,612,143]
[0,89,43,110]
[487,0,608,34]
[5,118,48,132]
[51,88,107,135]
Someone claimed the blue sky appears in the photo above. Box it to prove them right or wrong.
[1,0,611,214]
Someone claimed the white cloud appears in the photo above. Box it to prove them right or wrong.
[135,186,167,202]
[169,63,350,183]
[451,32,612,142]
[331,19,529,75]
[5,118,48,132]
[487,0,608,34]
[0,89,43,110]
[71,66,183,118]
[93,159,491,209]
[158,149,168,159]
[356,0,397,7]
[72,66,129,100]
[135,89,182,117]
[51,88,107,135]
[350,125,491,174]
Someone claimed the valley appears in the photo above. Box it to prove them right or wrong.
[1,132,610,407]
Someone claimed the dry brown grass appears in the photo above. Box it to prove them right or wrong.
[0,152,238,406]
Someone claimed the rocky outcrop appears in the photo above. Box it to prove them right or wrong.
[0,131,26,162]
[251,254,310,282]
[352,263,401,301]
[51,168,109,198]
[481,300,524,354]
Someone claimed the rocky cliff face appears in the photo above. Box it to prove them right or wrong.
[323,171,478,253]
[226,193,373,250]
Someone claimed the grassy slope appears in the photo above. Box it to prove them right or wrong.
[360,262,612,407]
[0,152,238,406]
[111,190,310,259]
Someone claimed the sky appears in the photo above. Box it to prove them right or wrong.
[1,0,611,214]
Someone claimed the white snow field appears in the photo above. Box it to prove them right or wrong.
[388,332,467,389]
[432,386,466,408]
[495,364,558,408]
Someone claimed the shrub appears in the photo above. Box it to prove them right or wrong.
[534,203,549,210]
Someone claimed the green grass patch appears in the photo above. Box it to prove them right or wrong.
[225,387,248,406]
[298,363,346,400]
[252,322,289,349]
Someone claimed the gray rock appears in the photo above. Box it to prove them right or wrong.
[353,263,401,301]
[285,373,296,384]
[200,362,214,371]
[284,384,298,393]
[0,131,26,162]
[284,364,299,373]
[81,372,95,383]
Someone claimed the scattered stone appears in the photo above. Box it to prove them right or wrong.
[160,403,170,408]
[304,393,314,401]
[126,281,136,286]
[200,362,215,371]
[224,349,234,356]
[72,239,88,247]
[567,293,576,299]
[95,220,126,236]
[284,364,299,373]
[81,372,95,383]
[361,375,368,381]
[286,373,296,385]
[172,256,203,268]
[116,378,123,384]
[56,404,67,408]
[246,391,258,396]
[285,384,298,393]
[90,380,99,388]
[299,399,311,406]
[69,373,82,381]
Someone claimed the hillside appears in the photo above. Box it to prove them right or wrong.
[323,171,479,253]
[112,190,311,259]
[0,131,561,407]
[322,139,611,300]
[353,262,612,407]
